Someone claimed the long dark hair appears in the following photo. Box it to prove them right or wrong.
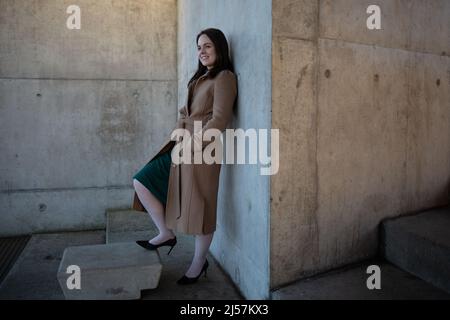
[187,28,234,88]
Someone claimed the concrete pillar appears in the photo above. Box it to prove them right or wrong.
[177,0,273,299]
[271,0,320,289]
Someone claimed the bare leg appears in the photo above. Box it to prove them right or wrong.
[185,232,214,277]
[133,179,175,244]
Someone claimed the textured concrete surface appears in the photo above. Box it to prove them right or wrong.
[272,260,450,300]
[403,53,450,209]
[320,0,450,56]
[271,37,319,288]
[317,39,449,270]
[0,0,177,79]
[0,0,178,236]
[0,225,243,300]
[57,242,162,300]
[0,183,134,236]
[0,231,105,299]
[271,0,450,289]
[0,78,176,236]
[272,0,318,40]
[178,0,272,299]
[271,0,321,290]
[382,206,450,293]
[106,209,157,243]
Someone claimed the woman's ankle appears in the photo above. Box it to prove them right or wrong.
[160,231,175,239]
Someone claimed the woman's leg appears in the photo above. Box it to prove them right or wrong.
[185,232,214,277]
[133,178,175,244]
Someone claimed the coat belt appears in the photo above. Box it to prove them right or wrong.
[179,116,212,126]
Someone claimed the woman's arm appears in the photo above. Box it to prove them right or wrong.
[175,104,187,129]
[192,70,237,151]
[202,70,237,133]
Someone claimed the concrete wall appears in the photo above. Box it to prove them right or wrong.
[3,0,448,299]
[0,0,178,235]
[178,0,272,299]
[271,0,450,289]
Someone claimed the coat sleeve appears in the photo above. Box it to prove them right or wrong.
[197,70,237,149]
[175,104,187,129]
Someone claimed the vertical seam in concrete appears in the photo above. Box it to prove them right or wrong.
[404,0,413,211]
[267,0,273,300]
[407,1,413,52]
[269,0,274,296]
[404,54,412,211]
[317,0,322,40]
[314,0,322,263]
[267,0,273,299]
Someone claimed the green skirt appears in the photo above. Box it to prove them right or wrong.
[133,150,172,207]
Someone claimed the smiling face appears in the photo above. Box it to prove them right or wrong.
[197,34,217,70]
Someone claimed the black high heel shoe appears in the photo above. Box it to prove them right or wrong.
[176,259,209,285]
[136,237,177,255]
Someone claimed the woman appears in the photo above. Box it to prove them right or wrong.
[132,28,237,285]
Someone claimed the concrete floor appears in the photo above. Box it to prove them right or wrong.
[1,208,448,300]
[0,231,105,299]
[272,259,450,300]
[0,230,244,300]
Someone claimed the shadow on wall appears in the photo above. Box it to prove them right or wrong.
[444,183,450,204]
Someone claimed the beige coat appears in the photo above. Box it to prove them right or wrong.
[132,69,238,234]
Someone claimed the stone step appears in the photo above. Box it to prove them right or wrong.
[381,206,450,293]
[106,209,158,244]
[57,242,162,300]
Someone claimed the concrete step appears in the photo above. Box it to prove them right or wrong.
[104,209,243,300]
[57,242,162,300]
[106,209,158,244]
[272,260,450,300]
[381,206,450,293]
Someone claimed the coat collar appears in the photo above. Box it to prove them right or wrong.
[199,69,210,79]
[187,70,211,116]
